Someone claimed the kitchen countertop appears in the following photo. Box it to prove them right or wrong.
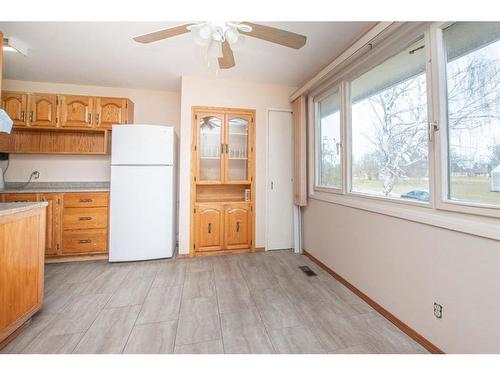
[0,201,49,217]
[0,181,110,193]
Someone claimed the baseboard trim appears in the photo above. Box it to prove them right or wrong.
[303,250,445,354]
[45,254,108,263]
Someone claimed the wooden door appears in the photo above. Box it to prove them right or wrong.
[224,203,252,250]
[195,204,224,252]
[1,92,29,127]
[95,97,127,129]
[59,95,93,128]
[29,93,58,128]
[195,112,225,184]
[224,113,253,184]
[38,193,62,256]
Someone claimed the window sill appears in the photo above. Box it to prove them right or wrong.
[309,190,500,241]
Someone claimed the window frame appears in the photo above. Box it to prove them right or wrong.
[345,33,435,208]
[308,22,500,225]
[429,22,500,218]
[313,84,346,194]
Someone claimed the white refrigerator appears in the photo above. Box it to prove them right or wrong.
[109,125,176,262]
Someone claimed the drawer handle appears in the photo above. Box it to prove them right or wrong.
[79,198,93,203]
[208,223,211,234]
[236,221,240,233]
[78,216,93,221]
[78,239,92,244]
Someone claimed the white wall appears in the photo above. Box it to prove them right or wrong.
[302,198,500,353]
[178,76,295,253]
[2,79,180,182]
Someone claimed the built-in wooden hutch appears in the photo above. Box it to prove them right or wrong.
[190,106,255,256]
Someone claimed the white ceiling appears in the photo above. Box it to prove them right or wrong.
[0,22,376,91]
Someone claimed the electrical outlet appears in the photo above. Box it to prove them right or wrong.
[32,171,40,180]
[434,302,443,319]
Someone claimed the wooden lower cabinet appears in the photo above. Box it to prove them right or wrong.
[0,205,45,348]
[195,204,224,252]
[194,202,252,254]
[224,203,252,250]
[38,193,62,256]
[0,191,109,259]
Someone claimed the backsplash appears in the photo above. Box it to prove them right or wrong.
[2,154,111,182]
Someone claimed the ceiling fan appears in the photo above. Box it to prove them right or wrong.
[133,22,307,70]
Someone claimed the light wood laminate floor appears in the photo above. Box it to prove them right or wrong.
[1,250,427,354]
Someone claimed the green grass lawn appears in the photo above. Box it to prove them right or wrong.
[352,176,500,205]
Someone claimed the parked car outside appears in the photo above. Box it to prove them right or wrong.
[400,190,429,202]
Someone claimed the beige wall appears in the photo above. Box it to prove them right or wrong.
[302,198,500,353]
[178,76,296,253]
[2,79,180,182]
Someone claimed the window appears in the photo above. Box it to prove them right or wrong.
[443,22,500,207]
[350,38,429,202]
[317,89,342,189]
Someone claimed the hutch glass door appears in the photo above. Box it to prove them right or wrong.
[198,113,224,183]
[226,114,251,183]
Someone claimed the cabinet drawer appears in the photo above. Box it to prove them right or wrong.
[62,229,108,254]
[2,193,38,202]
[63,207,108,230]
[64,192,109,208]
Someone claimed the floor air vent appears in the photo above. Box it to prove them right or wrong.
[299,266,317,276]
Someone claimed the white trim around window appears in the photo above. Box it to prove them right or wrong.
[307,21,500,240]
[429,22,500,219]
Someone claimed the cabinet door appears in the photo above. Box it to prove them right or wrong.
[59,95,93,128]
[224,114,253,184]
[195,112,225,184]
[39,193,62,256]
[95,97,127,129]
[29,93,58,128]
[1,92,29,127]
[224,203,252,250]
[195,204,224,252]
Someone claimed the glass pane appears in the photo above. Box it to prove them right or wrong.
[318,90,341,188]
[199,115,222,181]
[444,22,500,206]
[227,117,249,181]
[351,38,429,202]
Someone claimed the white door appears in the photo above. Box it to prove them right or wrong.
[109,165,174,261]
[267,110,294,250]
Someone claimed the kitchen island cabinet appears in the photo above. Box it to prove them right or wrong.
[0,202,47,349]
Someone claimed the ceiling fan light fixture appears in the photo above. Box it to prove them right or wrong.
[199,24,213,40]
[224,27,239,44]
[207,40,223,59]
[236,23,252,33]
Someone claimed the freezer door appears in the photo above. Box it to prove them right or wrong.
[109,165,174,261]
[111,125,174,165]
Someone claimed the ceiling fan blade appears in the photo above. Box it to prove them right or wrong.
[133,23,195,44]
[218,41,236,69]
[240,22,307,49]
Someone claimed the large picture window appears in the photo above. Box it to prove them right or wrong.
[350,38,429,202]
[317,89,342,189]
[443,22,500,206]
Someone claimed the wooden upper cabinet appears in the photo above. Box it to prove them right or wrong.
[59,95,94,128]
[95,98,127,129]
[29,93,58,128]
[224,203,251,250]
[1,91,28,127]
